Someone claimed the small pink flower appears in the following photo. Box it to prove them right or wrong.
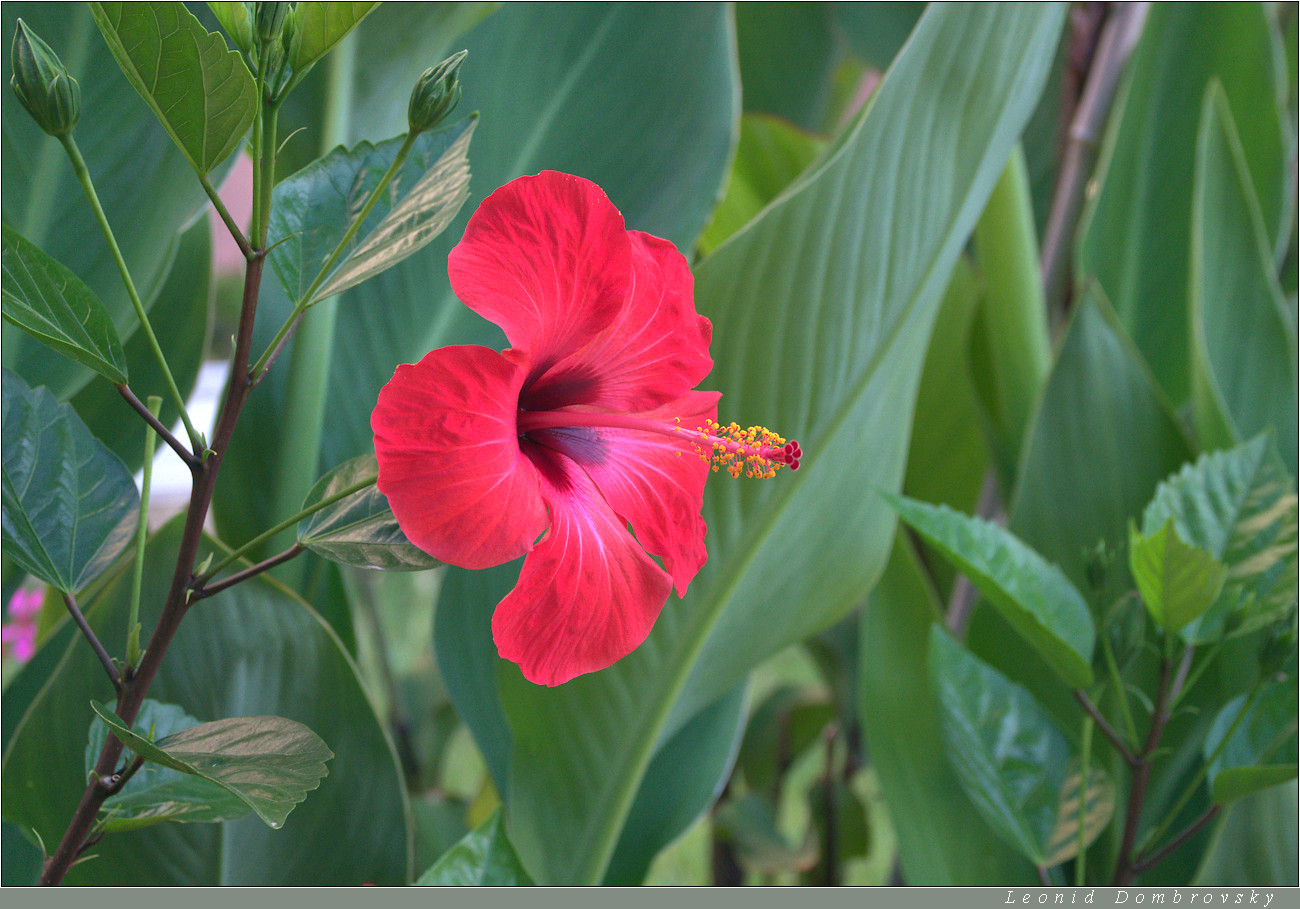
[2,587,43,664]
[372,172,798,686]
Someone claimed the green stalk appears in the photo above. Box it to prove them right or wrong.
[196,472,377,583]
[1076,717,1094,885]
[973,143,1051,463]
[259,33,358,581]
[58,134,201,451]
[126,395,162,671]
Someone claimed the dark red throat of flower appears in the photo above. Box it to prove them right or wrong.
[516,411,801,479]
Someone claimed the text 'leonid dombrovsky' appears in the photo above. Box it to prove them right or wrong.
[1005,891,1277,907]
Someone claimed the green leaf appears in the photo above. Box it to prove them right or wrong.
[1,223,127,384]
[929,628,1105,867]
[1140,435,1298,642]
[1193,782,1298,886]
[1,518,411,885]
[884,493,1094,689]
[297,452,439,571]
[1190,82,1298,469]
[1205,683,1299,804]
[86,699,246,832]
[89,1,257,175]
[269,117,476,307]
[1,369,137,593]
[414,809,533,886]
[288,3,378,73]
[734,4,840,132]
[90,701,332,830]
[860,534,1033,884]
[1076,2,1290,402]
[1042,764,1115,867]
[461,4,1065,886]
[1129,518,1227,635]
[2,3,226,400]
[207,2,252,54]
[697,113,826,256]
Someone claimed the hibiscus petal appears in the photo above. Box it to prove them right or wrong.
[448,171,631,370]
[569,391,719,596]
[528,230,714,414]
[492,463,672,687]
[371,345,548,569]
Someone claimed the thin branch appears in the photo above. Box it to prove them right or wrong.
[1131,804,1222,875]
[198,172,252,260]
[190,544,305,601]
[1040,2,1150,324]
[61,592,121,693]
[1075,689,1137,766]
[116,385,197,467]
[102,754,145,797]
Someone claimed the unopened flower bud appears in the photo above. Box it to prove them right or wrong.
[408,50,466,136]
[255,2,291,44]
[10,19,79,137]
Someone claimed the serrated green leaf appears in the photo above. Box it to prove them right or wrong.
[86,699,247,832]
[929,628,1077,867]
[1,369,136,593]
[885,493,1094,689]
[297,452,438,571]
[1190,82,1298,469]
[90,700,333,830]
[89,2,257,175]
[1129,518,1228,634]
[288,2,378,73]
[1206,683,1299,804]
[414,808,534,886]
[268,116,474,307]
[1141,435,1298,642]
[1,224,127,384]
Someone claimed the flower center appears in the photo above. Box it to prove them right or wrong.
[516,410,801,478]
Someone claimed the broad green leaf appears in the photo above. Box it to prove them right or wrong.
[1193,782,1298,886]
[1,224,127,384]
[713,793,817,874]
[1129,518,1227,634]
[207,2,252,54]
[90,701,332,830]
[697,113,826,256]
[89,2,256,175]
[930,628,1082,867]
[1,518,411,885]
[86,699,245,831]
[1205,683,1299,804]
[1190,82,1298,469]
[297,452,438,571]
[833,3,925,70]
[1,369,136,593]
[288,2,378,73]
[1076,2,1290,402]
[282,118,476,307]
[734,4,840,132]
[860,534,1032,884]
[414,808,533,886]
[69,215,212,472]
[2,3,225,400]
[884,493,1094,689]
[1140,435,1298,642]
[478,5,1065,885]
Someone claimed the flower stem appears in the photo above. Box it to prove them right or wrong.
[58,134,201,452]
[61,591,120,693]
[192,472,377,586]
[126,395,162,672]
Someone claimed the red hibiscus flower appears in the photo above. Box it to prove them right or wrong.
[371,171,798,686]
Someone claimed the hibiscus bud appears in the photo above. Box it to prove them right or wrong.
[10,19,80,137]
[255,2,291,44]
[407,50,466,135]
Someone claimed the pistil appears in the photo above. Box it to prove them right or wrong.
[517,409,801,478]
